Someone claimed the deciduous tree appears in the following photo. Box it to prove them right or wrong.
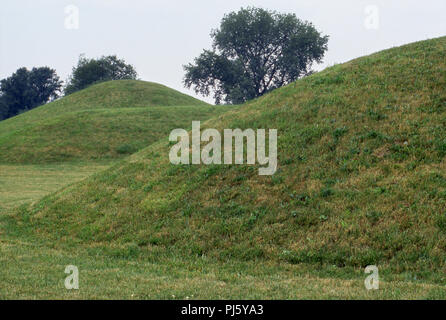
[184,7,329,104]
[0,67,62,120]
[64,55,137,95]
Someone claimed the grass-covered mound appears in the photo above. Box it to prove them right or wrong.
[0,80,225,163]
[2,37,446,298]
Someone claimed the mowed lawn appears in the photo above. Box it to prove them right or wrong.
[0,234,445,299]
[0,162,112,211]
[1,161,443,300]
[0,159,444,299]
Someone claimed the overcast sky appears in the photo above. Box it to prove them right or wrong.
[0,0,445,103]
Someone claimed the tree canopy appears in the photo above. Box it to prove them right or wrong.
[184,7,329,104]
[64,55,138,95]
[0,67,62,120]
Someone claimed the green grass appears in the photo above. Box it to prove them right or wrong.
[0,162,112,210]
[0,80,224,163]
[0,105,230,163]
[0,79,229,213]
[2,37,446,299]
[1,234,445,299]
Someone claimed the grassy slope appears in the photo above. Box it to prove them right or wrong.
[0,80,220,163]
[0,80,228,212]
[2,37,446,299]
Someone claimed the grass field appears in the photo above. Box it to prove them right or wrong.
[1,232,445,299]
[1,37,446,299]
[0,162,112,210]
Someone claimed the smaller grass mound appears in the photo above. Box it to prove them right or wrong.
[0,80,226,163]
[0,105,230,163]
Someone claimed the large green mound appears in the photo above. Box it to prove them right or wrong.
[0,80,223,163]
[8,37,446,280]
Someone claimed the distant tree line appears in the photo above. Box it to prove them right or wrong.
[0,55,137,121]
[1,7,329,120]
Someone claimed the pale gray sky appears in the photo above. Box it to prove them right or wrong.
[1,0,445,103]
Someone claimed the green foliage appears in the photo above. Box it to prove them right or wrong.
[0,67,62,120]
[65,55,137,95]
[0,96,8,120]
[184,7,328,104]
